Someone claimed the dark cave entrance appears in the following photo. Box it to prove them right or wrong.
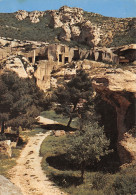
[95,96,118,149]
[73,50,80,61]
[65,57,69,64]
[59,54,62,62]
[95,93,136,149]
[98,51,103,61]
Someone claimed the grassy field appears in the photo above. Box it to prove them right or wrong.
[40,134,136,195]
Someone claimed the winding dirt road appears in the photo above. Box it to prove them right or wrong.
[9,118,66,195]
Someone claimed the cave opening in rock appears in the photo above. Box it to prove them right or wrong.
[59,54,62,62]
[94,96,118,149]
[73,50,80,61]
[65,57,68,63]
[98,51,103,61]
[94,96,121,169]
[35,55,48,62]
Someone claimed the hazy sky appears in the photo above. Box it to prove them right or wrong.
[0,0,136,18]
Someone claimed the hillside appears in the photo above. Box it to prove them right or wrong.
[0,6,135,48]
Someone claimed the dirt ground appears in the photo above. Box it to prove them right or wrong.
[9,118,66,195]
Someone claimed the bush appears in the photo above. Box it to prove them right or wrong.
[92,172,109,190]
[113,174,136,195]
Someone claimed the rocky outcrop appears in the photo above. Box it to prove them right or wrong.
[59,24,71,42]
[2,56,34,78]
[15,10,45,23]
[0,140,12,157]
[0,175,22,195]
[71,26,81,40]
[29,11,44,23]
[120,132,136,164]
[50,6,101,46]
[15,10,28,21]
[79,21,101,46]
[50,6,84,28]
[92,69,136,164]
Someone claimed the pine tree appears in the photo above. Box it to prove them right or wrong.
[53,69,93,128]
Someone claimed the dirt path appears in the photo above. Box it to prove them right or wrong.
[9,118,66,195]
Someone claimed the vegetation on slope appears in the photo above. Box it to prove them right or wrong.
[0,9,135,47]
[0,12,61,43]
[84,11,136,47]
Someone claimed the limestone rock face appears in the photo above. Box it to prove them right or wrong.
[59,24,71,41]
[50,12,63,28]
[5,57,28,78]
[50,6,101,46]
[79,21,101,46]
[120,132,136,164]
[50,6,84,28]
[50,6,84,42]
[2,56,34,78]
[0,140,12,157]
[93,68,136,92]
[15,10,45,23]
[92,69,136,164]
[29,11,44,23]
[71,26,81,40]
[15,10,28,21]
[0,175,23,195]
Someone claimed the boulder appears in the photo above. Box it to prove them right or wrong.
[0,175,23,195]
[0,140,12,157]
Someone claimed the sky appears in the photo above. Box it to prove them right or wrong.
[0,0,135,18]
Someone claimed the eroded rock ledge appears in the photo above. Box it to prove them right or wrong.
[92,69,136,164]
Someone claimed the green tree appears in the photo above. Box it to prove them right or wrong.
[0,71,49,133]
[53,69,93,128]
[66,122,111,182]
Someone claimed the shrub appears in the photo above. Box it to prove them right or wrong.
[113,174,136,195]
